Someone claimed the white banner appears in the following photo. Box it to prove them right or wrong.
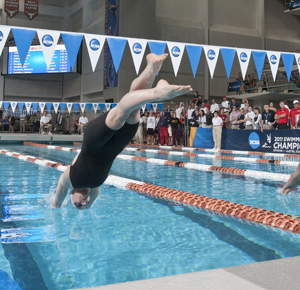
[0,101,2,109]
[80,103,86,113]
[167,42,185,77]
[93,103,98,114]
[267,51,281,82]
[141,104,146,113]
[295,53,300,75]
[53,103,59,114]
[10,101,17,113]
[152,103,157,113]
[84,34,106,72]
[105,103,111,112]
[236,49,252,80]
[39,102,46,114]
[203,46,220,78]
[67,103,72,114]
[37,29,60,69]
[25,102,31,114]
[127,38,148,75]
[0,26,11,57]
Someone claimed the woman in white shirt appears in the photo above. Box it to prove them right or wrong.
[253,107,262,130]
[240,98,249,111]
[212,111,223,149]
[199,110,206,128]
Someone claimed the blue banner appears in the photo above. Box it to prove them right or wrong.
[73,103,79,113]
[185,45,203,78]
[220,48,236,79]
[60,103,66,114]
[32,102,39,113]
[61,33,83,70]
[46,103,52,112]
[281,53,294,82]
[290,0,300,10]
[107,38,127,74]
[3,102,10,112]
[158,103,163,112]
[148,41,167,56]
[146,104,152,112]
[86,103,92,113]
[18,102,24,112]
[252,51,266,81]
[99,103,105,113]
[227,81,242,92]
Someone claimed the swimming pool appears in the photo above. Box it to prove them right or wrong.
[1,143,300,290]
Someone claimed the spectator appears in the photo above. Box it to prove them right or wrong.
[230,105,241,129]
[179,112,185,146]
[191,102,195,110]
[269,102,276,112]
[221,96,230,127]
[230,98,240,111]
[34,111,40,133]
[159,111,169,146]
[29,114,35,132]
[3,116,9,131]
[235,72,242,81]
[73,119,79,134]
[219,108,227,129]
[210,99,220,113]
[142,111,148,143]
[200,103,208,115]
[19,109,26,133]
[199,110,206,128]
[136,112,143,144]
[244,106,255,129]
[146,111,156,145]
[175,103,182,119]
[289,100,300,129]
[169,111,180,146]
[253,107,262,130]
[204,99,210,110]
[79,113,88,135]
[192,91,202,107]
[212,111,223,149]
[47,112,52,124]
[187,104,195,121]
[241,98,249,111]
[284,100,290,111]
[261,104,275,132]
[193,109,201,127]
[275,101,289,129]
[238,108,246,130]
[155,112,161,145]
[165,105,172,120]
[9,114,15,133]
[205,109,214,129]
[40,111,52,135]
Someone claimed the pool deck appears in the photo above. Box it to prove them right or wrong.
[74,255,300,290]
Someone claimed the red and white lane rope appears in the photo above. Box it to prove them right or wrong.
[24,142,290,182]
[1,147,300,235]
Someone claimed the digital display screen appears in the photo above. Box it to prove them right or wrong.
[8,44,71,74]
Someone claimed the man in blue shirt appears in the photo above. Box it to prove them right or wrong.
[230,98,240,111]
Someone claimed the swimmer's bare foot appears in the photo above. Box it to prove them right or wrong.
[154,79,193,101]
[146,53,168,75]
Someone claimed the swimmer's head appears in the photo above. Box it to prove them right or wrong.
[70,188,91,209]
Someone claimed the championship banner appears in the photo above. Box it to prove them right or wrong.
[295,53,300,76]
[220,48,236,79]
[46,103,52,112]
[141,104,146,113]
[24,0,39,21]
[252,50,266,81]
[67,103,72,114]
[10,102,17,113]
[148,41,167,56]
[25,102,31,114]
[99,103,105,113]
[281,53,294,82]
[39,102,45,113]
[158,103,163,112]
[227,81,242,93]
[60,103,66,114]
[86,103,92,113]
[37,29,60,69]
[127,38,147,75]
[203,46,220,78]
[73,103,79,113]
[0,102,2,110]
[5,0,19,18]
[185,45,202,78]
[107,37,127,74]
[93,103,98,114]
[0,26,11,57]
[3,102,10,112]
[267,51,281,82]
[105,103,111,112]
[32,103,39,113]
[53,103,59,114]
[80,103,86,113]
[61,33,83,70]
[111,103,117,108]
[84,34,106,72]
[18,102,24,112]
[152,103,157,113]
[236,49,251,80]
[167,42,185,77]
[146,103,152,112]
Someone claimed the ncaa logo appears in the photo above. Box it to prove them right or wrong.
[89,39,100,51]
[132,43,142,54]
[0,31,3,42]
[68,104,71,108]
[298,57,300,66]
[270,55,277,65]
[54,104,58,108]
[42,35,54,47]
[207,50,216,60]
[240,52,247,63]
[248,132,260,149]
[12,103,15,107]
[171,46,180,57]
[26,104,30,107]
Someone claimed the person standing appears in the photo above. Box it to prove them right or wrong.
[244,106,255,129]
[136,113,143,144]
[269,102,277,112]
[261,105,275,132]
[79,113,88,135]
[221,96,230,127]
[212,111,223,149]
[253,107,262,130]
[19,110,26,133]
[142,111,148,143]
[275,101,289,129]
[146,111,156,145]
[210,99,220,113]
[169,112,180,146]
[34,111,41,133]
[219,108,227,129]
[238,108,246,130]
[187,104,195,122]
[175,103,182,119]
[205,109,214,129]
[199,110,206,128]
[230,98,240,111]
[159,111,169,146]
[9,114,15,133]
[230,105,241,129]
[290,100,300,129]
[165,105,172,121]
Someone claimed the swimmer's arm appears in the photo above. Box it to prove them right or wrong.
[283,163,300,195]
[52,167,72,208]
[86,187,101,208]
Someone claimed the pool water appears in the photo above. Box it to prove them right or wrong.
[0,144,300,290]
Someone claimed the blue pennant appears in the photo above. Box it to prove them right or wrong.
[282,53,295,82]
[60,103,66,114]
[46,103,52,112]
[12,28,36,66]
[107,38,127,73]
[3,102,10,112]
[86,103,92,113]
[61,33,83,70]
[158,103,163,112]
[186,45,203,78]
[111,103,117,108]
[146,103,152,112]
[252,51,266,81]
[220,48,236,79]
[18,102,24,112]
[73,103,79,113]
[99,103,105,113]
[32,103,39,113]
[148,41,167,56]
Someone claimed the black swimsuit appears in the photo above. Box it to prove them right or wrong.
[70,112,139,189]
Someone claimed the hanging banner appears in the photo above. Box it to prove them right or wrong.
[148,41,167,56]
[53,103,59,114]
[84,34,106,72]
[220,48,236,79]
[158,103,163,112]
[93,103,98,114]
[167,42,185,77]
[203,46,220,79]
[295,53,300,76]
[80,103,86,113]
[0,26,11,57]
[105,103,111,112]
[73,103,79,114]
[146,103,152,112]
[227,81,242,93]
[60,103,66,114]
[281,53,294,82]
[267,51,281,82]
[99,103,105,113]
[107,37,127,74]
[61,33,83,70]
[252,51,266,81]
[236,49,252,80]
[152,103,157,113]
[86,103,92,113]
[127,38,147,75]
[46,103,52,113]
[4,0,19,18]
[18,102,24,112]
[0,101,2,110]
[3,102,10,112]
[141,104,146,113]
[24,0,39,21]
[10,102,17,113]
[111,103,117,109]
[186,45,202,78]
[67,103,72,114]
[32,103,39,113]
[37,29,60,69]
[25,102,31,114]
[39,102,45,113]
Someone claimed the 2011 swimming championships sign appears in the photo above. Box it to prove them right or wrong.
[227,81,242,93]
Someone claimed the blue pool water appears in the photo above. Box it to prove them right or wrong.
[0,144,300,290]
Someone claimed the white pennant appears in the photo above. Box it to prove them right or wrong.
[67,103,72,114]
[93,103,98,114]
[127,38,147,75]
[236,49,252,80]
[167,42,185,77]
[80,103,86,113]
[36,29,60,69]
[25,102,31,114]
[105,103,111,112]
[141,104,146,113]
[203,46,220,79]
[10,101,17,113]
[0,101,2,109]
[267,51,281,82]
[39,102,46,114]
[53,103,59,114]
[84,34,106,72]
[0,26,11,57]
[295,53,300,75]
[152,103,157,113]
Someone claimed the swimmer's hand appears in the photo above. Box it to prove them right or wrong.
[282,164,300,195]
[51,202,61,208]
